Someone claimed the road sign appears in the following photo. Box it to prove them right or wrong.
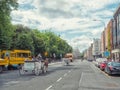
[104,51,110,57]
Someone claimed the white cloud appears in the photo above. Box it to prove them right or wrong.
[11,0,120,51]
[68,35,93,52]
[18,0,34,5]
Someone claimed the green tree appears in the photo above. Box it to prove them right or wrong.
[43,31,73,58]
[31,30,46,55]
[11,24,31,49]
[0,0,18,50]
[16,34,34,51]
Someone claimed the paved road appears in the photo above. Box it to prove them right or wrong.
[0,60,120,90]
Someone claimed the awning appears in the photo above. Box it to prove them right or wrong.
[111,49,120,53]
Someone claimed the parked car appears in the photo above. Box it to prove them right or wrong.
[95,58,107,68]
[105,62,120,75]
[87,59,93,62]
[100,61,107,71]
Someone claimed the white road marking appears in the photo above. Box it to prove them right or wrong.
[56,77,62,82]
[5,81,19,85]
[79,72,83,86]
[64,73,67,77]
[68,70,71,73]
[90,64,99,73]
[45,85,53,90]
[45,67,72,90]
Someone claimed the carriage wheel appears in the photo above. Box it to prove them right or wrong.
[19,66,25,75]
[41,65,45,74]
[44,65,47,73]
[34,67,40,76]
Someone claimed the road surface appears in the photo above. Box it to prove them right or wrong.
[0,60,120,90]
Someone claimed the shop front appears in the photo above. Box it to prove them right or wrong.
[111,49,120,61]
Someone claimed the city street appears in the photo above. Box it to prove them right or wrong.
[0,60,120,90]
[1,1,120,90]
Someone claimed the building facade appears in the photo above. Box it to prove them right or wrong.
[112,6,120,61]
[106,19,113,58]
[92,39,101,59]
[105,27,108,49]
[101,31,105,56]
[87,44,93,60]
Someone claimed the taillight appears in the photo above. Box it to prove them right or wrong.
[101,63,106,67]
[101,64,104,66]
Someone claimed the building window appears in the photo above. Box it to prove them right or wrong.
[113,18,115,48]
[118,14,120,45]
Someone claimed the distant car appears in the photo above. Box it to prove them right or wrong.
[88,59,93,62]
[105,62,120,75]
[100,61,107,70]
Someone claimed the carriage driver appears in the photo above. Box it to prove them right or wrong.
[37,53,43,61]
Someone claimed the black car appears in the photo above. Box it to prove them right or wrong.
[105,62,120,75]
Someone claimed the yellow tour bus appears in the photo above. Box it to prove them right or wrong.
[0,49,32,72]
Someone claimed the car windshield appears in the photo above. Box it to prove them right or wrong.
[112,62,120,67]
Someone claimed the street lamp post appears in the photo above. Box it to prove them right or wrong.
[93,19,105,29]
[93,19,106,58]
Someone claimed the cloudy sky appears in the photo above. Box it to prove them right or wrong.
[11,0,120,52]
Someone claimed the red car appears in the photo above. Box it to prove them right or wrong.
[100,61,107,70]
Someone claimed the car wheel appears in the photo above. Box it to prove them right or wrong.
[104,67,107,73]
[41,66,45,74]
[100,67,103,71]
[108,69,112,75]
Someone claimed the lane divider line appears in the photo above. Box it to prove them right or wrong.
[45,69,72,90]
[68,70,71,73]
[79,72,83,87]
[64,73,67,77]
[45,85,53,90]
[56,77,62,82]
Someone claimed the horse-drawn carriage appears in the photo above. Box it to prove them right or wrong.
[63,58,70,65]
[19,60,47,76]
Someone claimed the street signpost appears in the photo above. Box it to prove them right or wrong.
[104,51,110,57]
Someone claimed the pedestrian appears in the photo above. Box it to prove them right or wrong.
[44,58,49,72]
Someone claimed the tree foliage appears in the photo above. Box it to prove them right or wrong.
[0,0,18,49]
[0,1,72,59]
